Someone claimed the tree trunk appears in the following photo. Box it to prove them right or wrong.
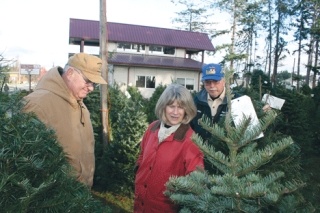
[267,0,273,78]
[306,34,314,87]
[312,39,319,88]
[272,11,281,87]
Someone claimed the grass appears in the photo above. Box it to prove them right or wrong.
[93,191,134,213]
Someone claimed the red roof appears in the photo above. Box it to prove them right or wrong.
[69,18,215,52]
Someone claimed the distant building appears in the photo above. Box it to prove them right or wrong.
[69,18,215,98]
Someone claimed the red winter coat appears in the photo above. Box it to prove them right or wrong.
[134,120,204,213]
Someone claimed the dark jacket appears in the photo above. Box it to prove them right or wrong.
[191,88,239,142]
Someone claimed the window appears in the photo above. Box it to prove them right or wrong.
[177,78,194,90]
[136,75,156,88]
[149,45,175,55]
[117,43,145,52]
[117,43,131,50]
[149,45,163,53]
[132,44,145,52]
[163,46,175,55]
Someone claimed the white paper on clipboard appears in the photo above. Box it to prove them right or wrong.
[231,95,264,139]
[262,94,285,110]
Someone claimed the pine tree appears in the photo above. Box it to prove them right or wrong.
[165,70,315,212]
[91,85,148,195]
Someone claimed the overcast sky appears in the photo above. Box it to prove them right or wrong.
[0,0,182,69]
[0,0,302,74]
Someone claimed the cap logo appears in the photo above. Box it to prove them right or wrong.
[206,67,216,75]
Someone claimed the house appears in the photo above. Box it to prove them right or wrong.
[69,18,215,98]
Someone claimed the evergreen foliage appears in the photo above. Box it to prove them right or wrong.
[261,86,320,208]
[241,74,320,210]
[0,92,110,213]
[127,85,147,107]
[82,87,104,140]
[250,69,272,92]
[91,85,148,195]
[272,87,316,154]
[165,70,315,212]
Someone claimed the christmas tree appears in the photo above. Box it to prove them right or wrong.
[165,70,314,212]
[0,92,110,212]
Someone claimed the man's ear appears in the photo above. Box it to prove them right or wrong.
[65,67,74,77]
[62,67,75,83]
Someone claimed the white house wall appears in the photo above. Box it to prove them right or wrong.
[108,43,117,52]
[175,48,186,58]
[112,66,200,99]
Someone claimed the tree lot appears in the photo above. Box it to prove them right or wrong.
[1,0,320,208]
[87,69,320,211]
[1,70,320,211]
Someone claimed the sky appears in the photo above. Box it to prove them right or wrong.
[0,0,188,70]
[0,0,304,74]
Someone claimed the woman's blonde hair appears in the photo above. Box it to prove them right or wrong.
[155,84,197,124]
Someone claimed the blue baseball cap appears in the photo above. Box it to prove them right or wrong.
[201,63,224,81]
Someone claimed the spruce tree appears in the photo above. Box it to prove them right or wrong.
[165,70,314,212]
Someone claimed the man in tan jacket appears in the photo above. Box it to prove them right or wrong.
[24,53,107,188]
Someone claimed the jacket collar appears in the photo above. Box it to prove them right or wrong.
[197,88,229,105]
[35,67,79,109]
[151,120,190,142]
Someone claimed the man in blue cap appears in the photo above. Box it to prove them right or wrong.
[191,63,239,142]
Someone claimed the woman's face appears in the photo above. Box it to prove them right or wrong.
[165,100,185,126]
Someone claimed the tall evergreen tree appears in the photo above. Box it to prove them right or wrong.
[237,2,264,73]
[291,0,311,89]
[170,0,218,59]
[171,0,210,32]
[308,0,320,88]
[207,0,247,71]
[271,0,295,87]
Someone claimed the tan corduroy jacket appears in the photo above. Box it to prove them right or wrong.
[23,67,95,188]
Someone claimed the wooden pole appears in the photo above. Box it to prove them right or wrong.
[100,0,109,145]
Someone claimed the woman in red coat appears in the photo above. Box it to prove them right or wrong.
[134,84,204,213]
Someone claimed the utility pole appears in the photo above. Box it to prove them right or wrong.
[100,0,109,145]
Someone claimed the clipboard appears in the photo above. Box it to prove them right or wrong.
[262,94,285,110]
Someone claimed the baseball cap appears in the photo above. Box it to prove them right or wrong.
[67,53,107,84]
[201,63,224,81]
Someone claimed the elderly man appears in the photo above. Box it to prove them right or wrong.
[191,63,239,142]
[24,53,107,188]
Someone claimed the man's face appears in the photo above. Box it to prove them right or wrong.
[66,67,95,100]
[203,79,225,98]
